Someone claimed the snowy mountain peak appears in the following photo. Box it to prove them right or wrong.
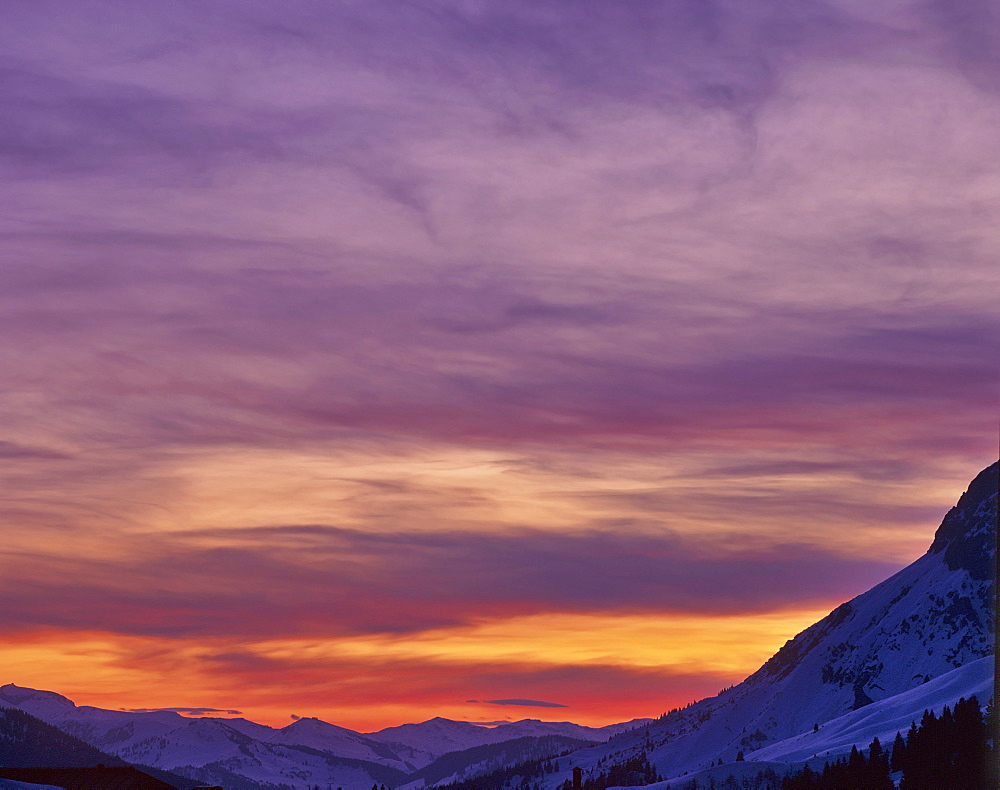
[0,684,75,709]
[928,460,998,581]
[424,717,469,727]
[278,715,360,737]
[285,715,330,728]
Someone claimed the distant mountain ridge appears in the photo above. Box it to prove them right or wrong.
[367,717,647,757]
[0,684,648,789]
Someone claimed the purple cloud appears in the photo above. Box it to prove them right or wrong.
[123,706,242,716]
[174,650,735,721]
[0,524,903,639]
[0,442,67,460]
[482,699,569,708]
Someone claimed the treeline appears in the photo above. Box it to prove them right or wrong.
[433,748,576,790]
[556,753,661,790]
[658,701,700,720]
[0,707,128,768]
[782,695,989,790]
[679,767,780,790]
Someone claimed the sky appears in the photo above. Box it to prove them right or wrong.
[0,0,998,732]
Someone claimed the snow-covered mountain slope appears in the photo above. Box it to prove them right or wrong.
[399,735,598,790]
[266,716,431,771]
[77,714,412,789]
[749,654,993,766]
[120,717,409,790]
[0,704,134,769]
[0,685,192,755]
[366,717,646,761]
[0,687,413,788]
[485,719,651,743]
[591,719,655,739]
[369,717,522,756]
[531,461,997,787]
[0,706,194,788]
[118,718,271,770]
[654,760,789,790]
[208,716,276,740]
[640,655,992,789]
[0,690,632,788]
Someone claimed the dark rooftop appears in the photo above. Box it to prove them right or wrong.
[0,766,180,790]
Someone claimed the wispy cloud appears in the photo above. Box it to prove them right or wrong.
[0,524,903,640]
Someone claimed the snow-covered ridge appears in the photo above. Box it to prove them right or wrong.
[622,657,993,790]
[749,654,993,765]
[0,684,642,788]
[368,717,650,757]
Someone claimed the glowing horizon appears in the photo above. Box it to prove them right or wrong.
[0,605,852,730]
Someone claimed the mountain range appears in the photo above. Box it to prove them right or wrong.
[0,684,649,790]
[1,461,995,789]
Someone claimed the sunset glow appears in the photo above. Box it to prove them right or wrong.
[1,0,998,733]
[0,607,832,730]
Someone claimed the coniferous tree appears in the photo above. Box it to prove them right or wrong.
[782,700,988,790]
[866,737,893,789]
[952,696,987,789]
[890,730,907,772]
[847,743,865,781]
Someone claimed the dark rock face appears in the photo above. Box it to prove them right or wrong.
[761,602,854,681]
[929,461,998,581]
